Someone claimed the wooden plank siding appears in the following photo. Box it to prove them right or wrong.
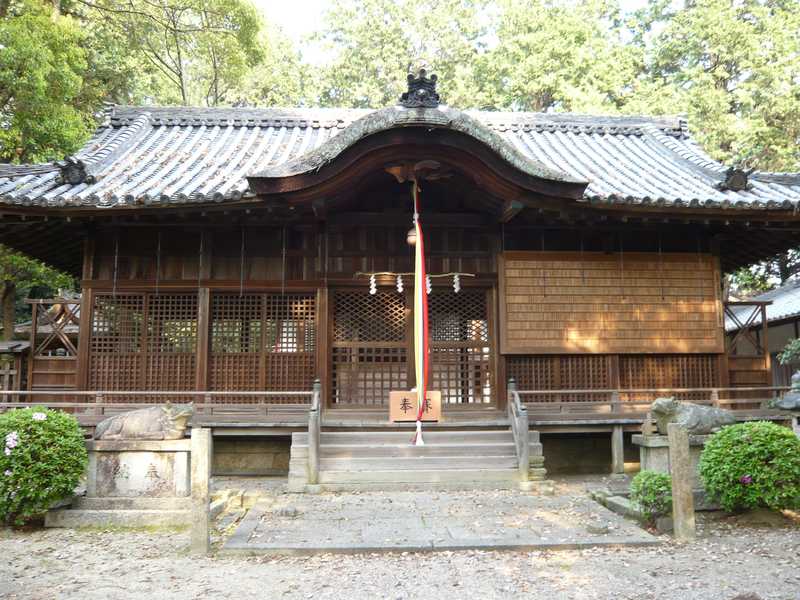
[499,251,724,354]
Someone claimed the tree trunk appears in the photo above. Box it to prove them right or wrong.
[1,282,16,341]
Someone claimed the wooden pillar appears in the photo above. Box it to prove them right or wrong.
[760,303,770,376]
[26,302,37,392]
[76,288,94,390]
[195,230,212,392]
[316,287,329,412]
[195,288,210,391]
[490,284,506,409]
[76,233,96,391]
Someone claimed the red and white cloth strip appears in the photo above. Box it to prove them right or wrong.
[411,182,430,446]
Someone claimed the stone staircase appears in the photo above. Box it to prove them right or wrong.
[288,429,546,492]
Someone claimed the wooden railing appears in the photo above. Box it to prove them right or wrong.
[516,386,792,423]
[507,378,529,481]
[725,300,770,357]
[0,389,316,427]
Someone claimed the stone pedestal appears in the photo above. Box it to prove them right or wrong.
[87,439,191,498]
[46,439,192,528]
[632,433,718,510]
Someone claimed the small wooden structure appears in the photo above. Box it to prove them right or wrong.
[0,72,798,451]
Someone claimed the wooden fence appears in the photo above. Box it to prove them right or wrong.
[0,390,314,429]
[516,385,791,424]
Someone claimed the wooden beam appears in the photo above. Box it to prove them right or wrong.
[499,199,524,223]
[76,289,93,390]
[312,198,327,220]
[327,212,488,228]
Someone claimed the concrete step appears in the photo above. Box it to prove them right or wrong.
[319,456,518,471]
[318,468,520,484]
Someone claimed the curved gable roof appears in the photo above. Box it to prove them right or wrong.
[0,104,798,210]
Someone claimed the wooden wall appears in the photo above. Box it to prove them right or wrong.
[88,224,496,285]
[499,251,724,354]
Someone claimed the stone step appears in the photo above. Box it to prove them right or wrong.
[45,508,190,528]
[293,430,530,445]
[291,442,522,458]
[300,481,520,492]
[72,497,191,511]
[319,456,518,471]
[318,468,520,484]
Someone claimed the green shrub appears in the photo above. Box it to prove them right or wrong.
[0,408,87,525]
[699,421,800,513]
[630,470,672,522]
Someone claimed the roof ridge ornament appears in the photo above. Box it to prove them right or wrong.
[399,69,440,108]
[718,166,754,192]
[55,156,96,186]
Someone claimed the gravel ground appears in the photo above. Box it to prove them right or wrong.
[1,479,798,600]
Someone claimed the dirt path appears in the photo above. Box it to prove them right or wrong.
[1,509,798,600]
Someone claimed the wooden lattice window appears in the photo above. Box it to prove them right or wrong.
[89,293,197,399]
[144,294,197,392]
[208,293,316,400]
[89,294,144,393]
[506,355,610,401]
[333,291,406,342]
[619,354,718,401]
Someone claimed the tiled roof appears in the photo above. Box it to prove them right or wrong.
[1,104,799,209]
[725,280,800,331]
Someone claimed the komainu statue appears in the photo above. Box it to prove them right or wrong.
[651,397,736,435]
[771,371,800,411]
[94,403,193,440]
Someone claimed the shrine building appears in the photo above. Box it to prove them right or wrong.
[0,71,797,484]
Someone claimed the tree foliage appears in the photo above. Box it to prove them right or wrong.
[0,246,74,340]
[0,1,97,163]
[625,0,800,172]
[310,0,489,108]
[481,0,641,112]
[79,0,264,106]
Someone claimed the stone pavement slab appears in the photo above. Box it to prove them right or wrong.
[221,489,659,556]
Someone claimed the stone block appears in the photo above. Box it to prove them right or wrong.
[47,438,194,529]
[212,437,291,476]
[632,433,710,490]
[242,491,262,509]
[45,508,189,528]
[86,439,191,499]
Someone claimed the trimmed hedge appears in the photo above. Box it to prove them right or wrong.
[630,470,672,522]
[0,408,87,525]
[699,421,800,513]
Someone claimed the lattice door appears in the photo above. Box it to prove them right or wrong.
[330,288,493,406]
[208,293,316,402]
[331,290,408,406]
[429,289,492,404]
